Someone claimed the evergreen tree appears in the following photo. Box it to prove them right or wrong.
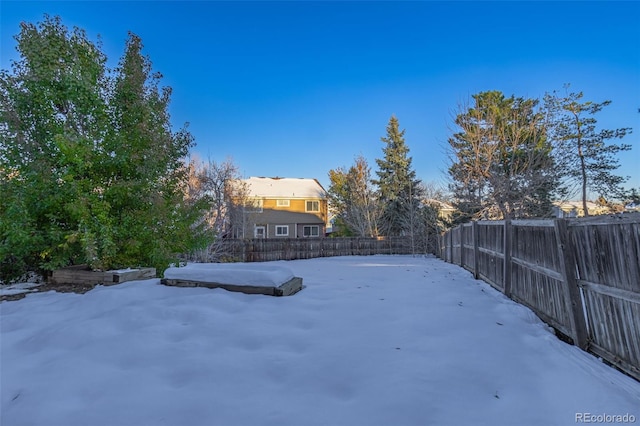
[625,187,640,205]
[373,115,423,236]
[544,89,632,216]
[448,91,558,220]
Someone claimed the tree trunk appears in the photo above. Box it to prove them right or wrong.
[575,112,589,216]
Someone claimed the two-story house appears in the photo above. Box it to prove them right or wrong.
[552,201,610,218]
[242,177,328,238]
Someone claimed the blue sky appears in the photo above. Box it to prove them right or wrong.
[2,1,639,196]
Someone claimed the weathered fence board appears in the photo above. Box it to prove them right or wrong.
[461,223,475,274]
[475,222,505,291]
[571,218,640,293]
[438,213,640,381]
[583,291,640,378]
[553,219,589,349]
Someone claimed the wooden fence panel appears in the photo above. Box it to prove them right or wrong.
[509,221,574,338]
[451,226,462,265]
[571,217,640,293]
[569,216,640,379]
[437,213,640,381]
[461,223,475,273]
[215,236,415,263]
[476,222,505,291]
[582,291,640,379]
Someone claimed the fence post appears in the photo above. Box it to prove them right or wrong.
[503,219,512,297]
[448,229,453,263]
[460,224,466,269]
[554,218,589,349]
[472,221,479,279]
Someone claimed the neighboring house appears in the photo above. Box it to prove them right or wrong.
[423,199,456,222]
[552,201,610,218]
[625,202,640,212]
[241,177,328,238]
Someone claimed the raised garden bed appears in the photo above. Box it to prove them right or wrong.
[49,265,156,286]
[161,263,303,297]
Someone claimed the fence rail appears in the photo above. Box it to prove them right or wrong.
[437,213,640,381]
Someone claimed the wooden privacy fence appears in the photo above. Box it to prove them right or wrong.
[217,236,415,262]
[437,213,640,381]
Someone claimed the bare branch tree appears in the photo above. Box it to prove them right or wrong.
[328,155,380,237]
[183,156,250,261]
[399,183,442,255]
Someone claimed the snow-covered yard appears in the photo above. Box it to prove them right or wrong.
[1,255,639,426]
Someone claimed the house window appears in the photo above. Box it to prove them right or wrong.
[275,225,289,237]
[254,226,266,238]
[303,225,320,237]
[245,199,263,213]
[306,200,320,212]
[276,199,290,207]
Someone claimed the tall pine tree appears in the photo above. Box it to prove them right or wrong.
[543,89,632,215]
[373,115,423,236]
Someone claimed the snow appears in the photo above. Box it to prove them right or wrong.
[0,282,41,296]
[245,176,326,198]
[1,255,638,426]
[164,262,295,287]
[110,268,138,273]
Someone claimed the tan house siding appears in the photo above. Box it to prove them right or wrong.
[263,198,327,221]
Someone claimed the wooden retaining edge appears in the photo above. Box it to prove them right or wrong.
[49,266,156,286]
[160,276,304,297]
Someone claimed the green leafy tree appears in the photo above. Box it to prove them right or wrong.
[544,89,632,215]
[0,15,111,279]
[102,32,207,271]
[448,91,558,220]
[0,16,207,281]
[373,115,423,236]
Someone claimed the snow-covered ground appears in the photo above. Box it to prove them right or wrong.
[1,255,639,426]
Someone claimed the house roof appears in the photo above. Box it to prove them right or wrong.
[553,201,604,211]
[245,177,327,199]
[423,198,455,211]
